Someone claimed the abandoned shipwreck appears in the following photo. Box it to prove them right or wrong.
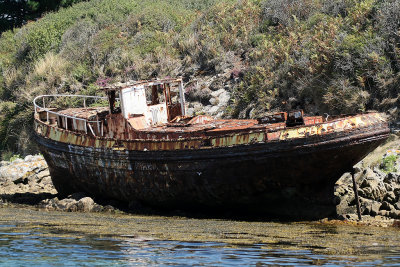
[33,77,390,218]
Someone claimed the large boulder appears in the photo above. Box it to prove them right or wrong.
[77,197,95,212]
[0,155,56,196]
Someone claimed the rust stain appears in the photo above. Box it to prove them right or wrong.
[35,111,388,151]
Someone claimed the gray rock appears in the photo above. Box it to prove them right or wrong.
[360,178,371,189]
[334,185,347,196]
[57,198,78,211]
[383,191,396,204]
[192,101,203,110]
[203,105,212,114]
[361,199,381,216]
[353,163,363,174]
[373,167,387,179]
[363,180,387,202]
[394,187,400,196]
[209,77,224,91]
[0,158,48,184]
[214,111,224,119]
[0,161,10,167]
[217,91,230,107]
[378,210,390,217]
[394,200,400,210]
[209,97,218,106]
[208,106,220,116]
[354,172,365,184]
[384,172,399,183]
[360,186,372,199]
[336,194,356,215]
[389,210,400,219]
[38,197,58,210]
[370,201,381,216]
[338,213,359,221]
[385,183,394,192]
[38,195,99,213]
[11,159,23,164]
[335,145,400,219]
[77,197,95,212]
[102,205,116,212]
[24,155,39,162]
[91,204,104,212]
[186,108,195,117]
[336,172,353,186]
[210,89,226,98]
[380,201,395,212]
[36,170,50,182]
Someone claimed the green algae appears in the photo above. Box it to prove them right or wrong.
[1,206,400,257]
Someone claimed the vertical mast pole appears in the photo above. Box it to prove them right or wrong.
[178,79,186,116]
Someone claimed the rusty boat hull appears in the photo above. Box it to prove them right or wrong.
[34,112,390,219]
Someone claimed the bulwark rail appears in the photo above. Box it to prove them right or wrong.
[33,94,112,136]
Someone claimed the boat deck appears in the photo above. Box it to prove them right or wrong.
[57,107,109,120]
[144,119,260,133]
[53,107,270,134]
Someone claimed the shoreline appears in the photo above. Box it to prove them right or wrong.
[0,205,400,257]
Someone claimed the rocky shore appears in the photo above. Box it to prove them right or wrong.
[0,155,117,213]
[335,135,400,221]
[1,135,400,222]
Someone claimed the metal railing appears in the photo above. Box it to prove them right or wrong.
[33,94,114,136]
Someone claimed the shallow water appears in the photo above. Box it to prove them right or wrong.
[1,207,400,266]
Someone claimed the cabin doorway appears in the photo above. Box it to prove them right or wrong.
[164,82,184,121]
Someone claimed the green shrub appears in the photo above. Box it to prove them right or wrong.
[380,155,398,173]
[9,154,21,162]
[0,151,13,161]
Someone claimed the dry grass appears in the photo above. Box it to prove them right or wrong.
[2,67,19,88]
[33,52,69,85]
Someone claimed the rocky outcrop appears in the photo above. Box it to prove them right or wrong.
[335,148,400,220]
[0,155,116,213]
[38,193,116,213]
[0,155,56,196]
[185,71,235,118]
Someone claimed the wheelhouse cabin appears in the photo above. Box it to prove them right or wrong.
[104,77,186,129]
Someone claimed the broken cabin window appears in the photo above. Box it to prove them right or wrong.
[146,84,165,105]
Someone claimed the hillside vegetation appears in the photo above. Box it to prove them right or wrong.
[0,0,399,158]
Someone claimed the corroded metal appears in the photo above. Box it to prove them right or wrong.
[34,112,388,150]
